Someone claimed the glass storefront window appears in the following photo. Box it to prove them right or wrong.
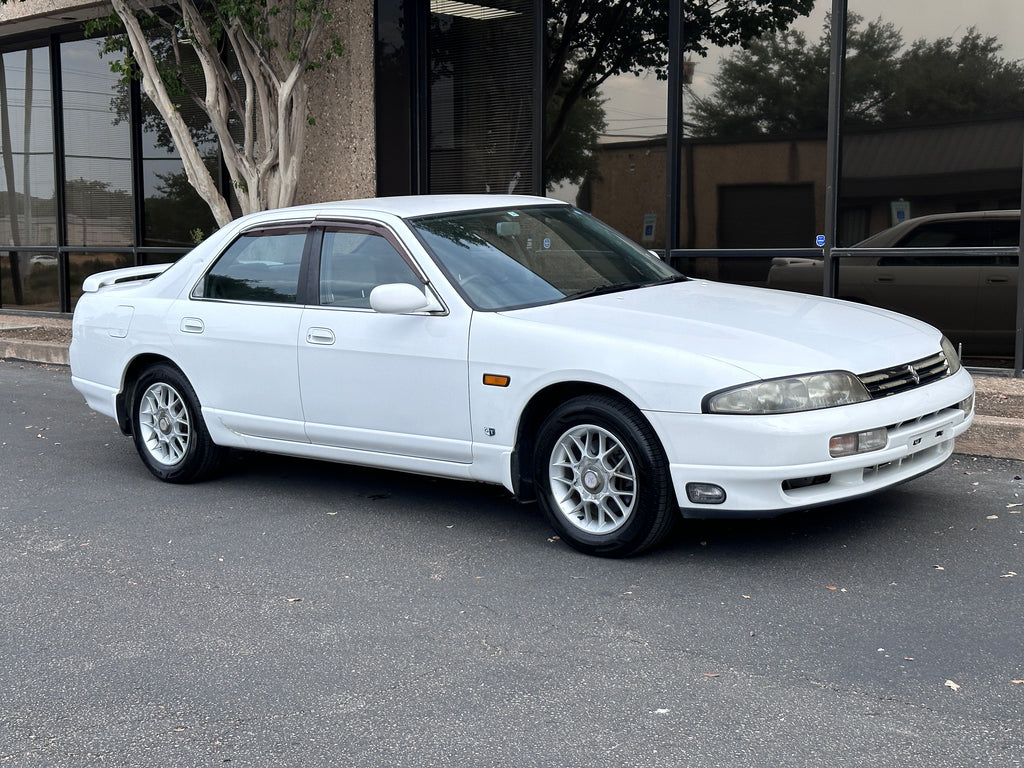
[675,0,828,283]
[836,1,1024,361]
[69,251,132,309]
[546,3,669,251]
[1,47,57,310]
[1,31,223,312]
[139,35,219,248]
[0,251,59,311]
[428,0,536,195]
[840,1,1024,244]
[1,47,56,249]
[62,38,134,248]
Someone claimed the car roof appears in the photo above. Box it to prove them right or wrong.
[853,208,1020,247]
[244,194,566,224]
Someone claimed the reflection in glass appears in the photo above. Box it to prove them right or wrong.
[139,35,219,247]
[1,47,57,307]
[572,1,825,255]
[840,2,1024,244]
[680,1,826,259]
[429,0,536,195]
[546,2,670,248]
[836,1,1024,361]
[62,38,133,247]
[69,251,132,309]
[0,251,60,311]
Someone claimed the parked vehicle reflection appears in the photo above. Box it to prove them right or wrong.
[768,210,1021,359]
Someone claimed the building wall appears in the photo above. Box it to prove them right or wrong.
[296,0,377,204]
[590,137,827,251]
[691,139,826,249]
[588,143,669,248]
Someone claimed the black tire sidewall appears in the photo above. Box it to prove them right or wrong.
[534,395,674,557]
[131,364,217,483]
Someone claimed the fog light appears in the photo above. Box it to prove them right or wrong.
[959,394,974,414]
[829,427,888,458]
[686,483,726,505]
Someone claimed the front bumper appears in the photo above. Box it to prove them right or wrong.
[645,368,975,517]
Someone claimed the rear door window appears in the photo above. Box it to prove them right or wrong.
[194,228,308,303]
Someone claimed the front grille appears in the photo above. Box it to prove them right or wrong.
[859,352,950,399]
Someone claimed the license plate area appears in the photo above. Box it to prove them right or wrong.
[906,426,948,453]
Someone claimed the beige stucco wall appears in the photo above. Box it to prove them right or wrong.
[0,0,106,26]
[295,0,377,204]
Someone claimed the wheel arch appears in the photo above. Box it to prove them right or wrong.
[512,381,659,503]
[116,353,186,435]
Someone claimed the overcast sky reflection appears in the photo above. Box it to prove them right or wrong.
[600,0,1024,140]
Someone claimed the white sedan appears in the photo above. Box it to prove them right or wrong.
[71,195,975,556]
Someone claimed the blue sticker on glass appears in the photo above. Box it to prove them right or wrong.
[815,235,826,247]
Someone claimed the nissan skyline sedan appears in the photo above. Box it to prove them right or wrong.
[70,195,975,557]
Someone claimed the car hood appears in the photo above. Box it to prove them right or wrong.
[502,279,940,381]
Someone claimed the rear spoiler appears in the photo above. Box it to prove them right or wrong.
[82,263,173,293]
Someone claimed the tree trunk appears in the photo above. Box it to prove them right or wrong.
[110,0,234,227]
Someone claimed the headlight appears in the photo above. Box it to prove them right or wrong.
[705,371,871,415]
[940,336,962,375]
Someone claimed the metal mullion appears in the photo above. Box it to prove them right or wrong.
[666,0,682,252]
[130,75,146,260]
[49,35,71,312]
[1016,145,1024,377]
[822,0,846,299]
[532,0,543,196]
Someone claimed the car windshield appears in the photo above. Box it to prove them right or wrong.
[408,205,682,310]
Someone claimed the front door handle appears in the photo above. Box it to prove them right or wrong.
[306,327,336,345]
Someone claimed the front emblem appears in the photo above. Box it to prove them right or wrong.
[906,364,920,385]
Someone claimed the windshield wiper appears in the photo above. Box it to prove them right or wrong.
[564,275,686,302]
[565,283,644,301]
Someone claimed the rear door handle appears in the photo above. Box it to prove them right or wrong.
[306,327,336,345]
[180,317,205,334]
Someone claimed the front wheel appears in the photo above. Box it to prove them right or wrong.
[534,395,677,557]
[131,363,224,483]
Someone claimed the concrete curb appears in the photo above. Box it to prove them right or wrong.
[0,338,70,366]
[955,415,1024,461]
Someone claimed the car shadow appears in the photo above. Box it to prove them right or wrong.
[220,448,913,560]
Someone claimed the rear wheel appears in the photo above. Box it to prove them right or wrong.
[534,394,676,557]
[131,363,224,483]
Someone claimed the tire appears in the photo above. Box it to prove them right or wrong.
[131,363,225,483]
[534,394,677,557]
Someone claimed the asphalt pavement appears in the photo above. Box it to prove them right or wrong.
[2,360,1023,766]
[2,311,1022,460]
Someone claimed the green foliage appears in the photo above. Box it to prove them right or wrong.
[76,0,345,221]
[544,0,816,179]
[690,14,1024,137]
[544,91,606,189]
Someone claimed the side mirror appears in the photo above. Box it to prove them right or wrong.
[369,283,440,314]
